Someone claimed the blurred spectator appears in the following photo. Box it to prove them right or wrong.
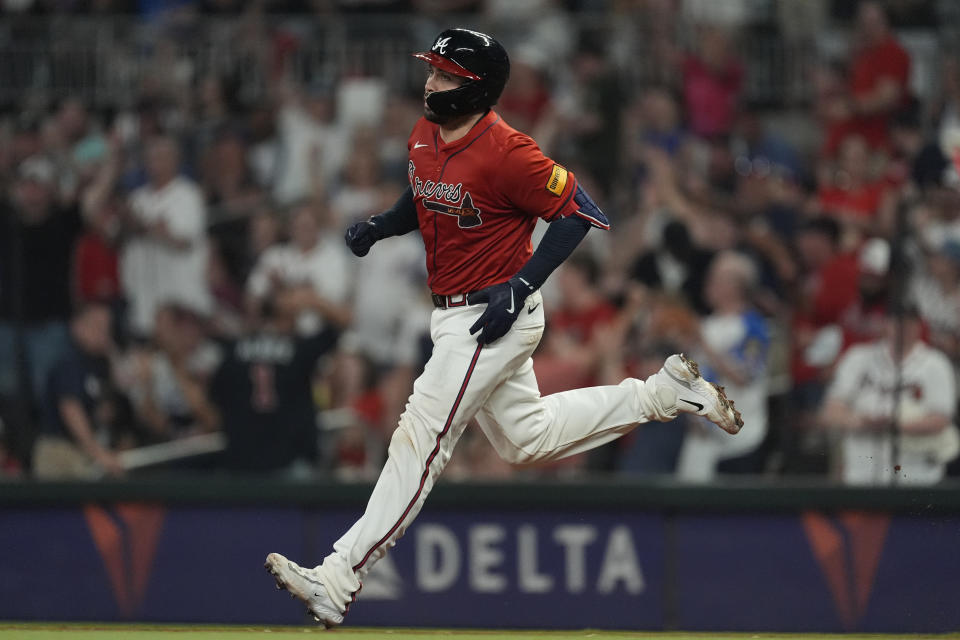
[246,206,282,275]
[378,94,422,182]
[913,181,960,250]
[75,135,125,307]
[497,52,553,135]
[632,85,688,159]
[246,200,353,334]
[339,185,429,433]
[557,37,624,196]
[121,135,212,338]
[820,304,958,485]
[73,199,123,307]
[331,128,383,226]
[139,38,194,115]
[485,0,575,64]
[336,77,388,134]
[206,240,246,338]
[676,251,770,481]
[0,156,80,401]
[911,238,960,363]
[622,85,691,200]
[192,75,240,171]
[210,293,339,474]
[247,103,280,190]
[932,53,960,145]
[630,220,713,315]
[272,80,346,207]
[33,302,125,479]
[730,105,803,184]
[8,118,43,170]
[823,1,911,156]
[813,59,853,145]
[816,133,895,246]
[124,304,221,441]
[46,98,104,203]
[680,26,744,141]
[887,100,950,192]
[201,128,264,220]
[534,252,618,396]
[789,216,860,425]
[839,237,891,349]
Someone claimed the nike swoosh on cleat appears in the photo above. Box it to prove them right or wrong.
[527,302,540,314]
[680,398,704,411]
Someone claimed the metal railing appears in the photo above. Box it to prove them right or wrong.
[0,13,823,109]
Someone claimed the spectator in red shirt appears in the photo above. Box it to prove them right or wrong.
[75,131,125,308]
[816,134,896,247]
[823,1,911,155]
[682,26,744,141]
[790,217,860,408]
[534,252,617,395]
[73,194,122,306]
[497,53,552,135]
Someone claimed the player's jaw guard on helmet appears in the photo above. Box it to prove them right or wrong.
[414,28,510,123]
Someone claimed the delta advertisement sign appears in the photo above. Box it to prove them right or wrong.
[1,505,958,632]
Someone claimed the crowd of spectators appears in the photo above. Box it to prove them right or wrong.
[1,0,959,485]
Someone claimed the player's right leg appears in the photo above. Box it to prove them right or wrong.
[475,352,740,465]
[265,297,540,625]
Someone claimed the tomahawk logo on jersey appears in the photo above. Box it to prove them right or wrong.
[406,110,608,296]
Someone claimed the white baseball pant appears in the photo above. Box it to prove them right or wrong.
[315,290,676,610]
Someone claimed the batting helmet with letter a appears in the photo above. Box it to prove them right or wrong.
[413,28,510,121]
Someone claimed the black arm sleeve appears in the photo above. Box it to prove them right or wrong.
[370,185,419,238]
[515,214,591,291]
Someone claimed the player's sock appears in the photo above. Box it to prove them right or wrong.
[652,385,679,419]
[264,553,345,628]
[315,553,360,614]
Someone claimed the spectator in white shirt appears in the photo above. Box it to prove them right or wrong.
[121,136,212,337]
[820,305,958,485]
[911,239,960,363]
[272,81,346,208]
[676,251,770,481]
[246,200,353,336]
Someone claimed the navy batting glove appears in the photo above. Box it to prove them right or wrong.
[468,278,529,345]
[344,219,382,257]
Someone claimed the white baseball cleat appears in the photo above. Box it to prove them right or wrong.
[654,353,743,434]
[264,552,344,629]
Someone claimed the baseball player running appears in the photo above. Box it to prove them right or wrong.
[266,28,742,628]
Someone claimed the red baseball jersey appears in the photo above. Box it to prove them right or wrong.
[407,110,603,295]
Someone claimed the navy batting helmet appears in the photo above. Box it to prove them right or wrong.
[413,28,510,121]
